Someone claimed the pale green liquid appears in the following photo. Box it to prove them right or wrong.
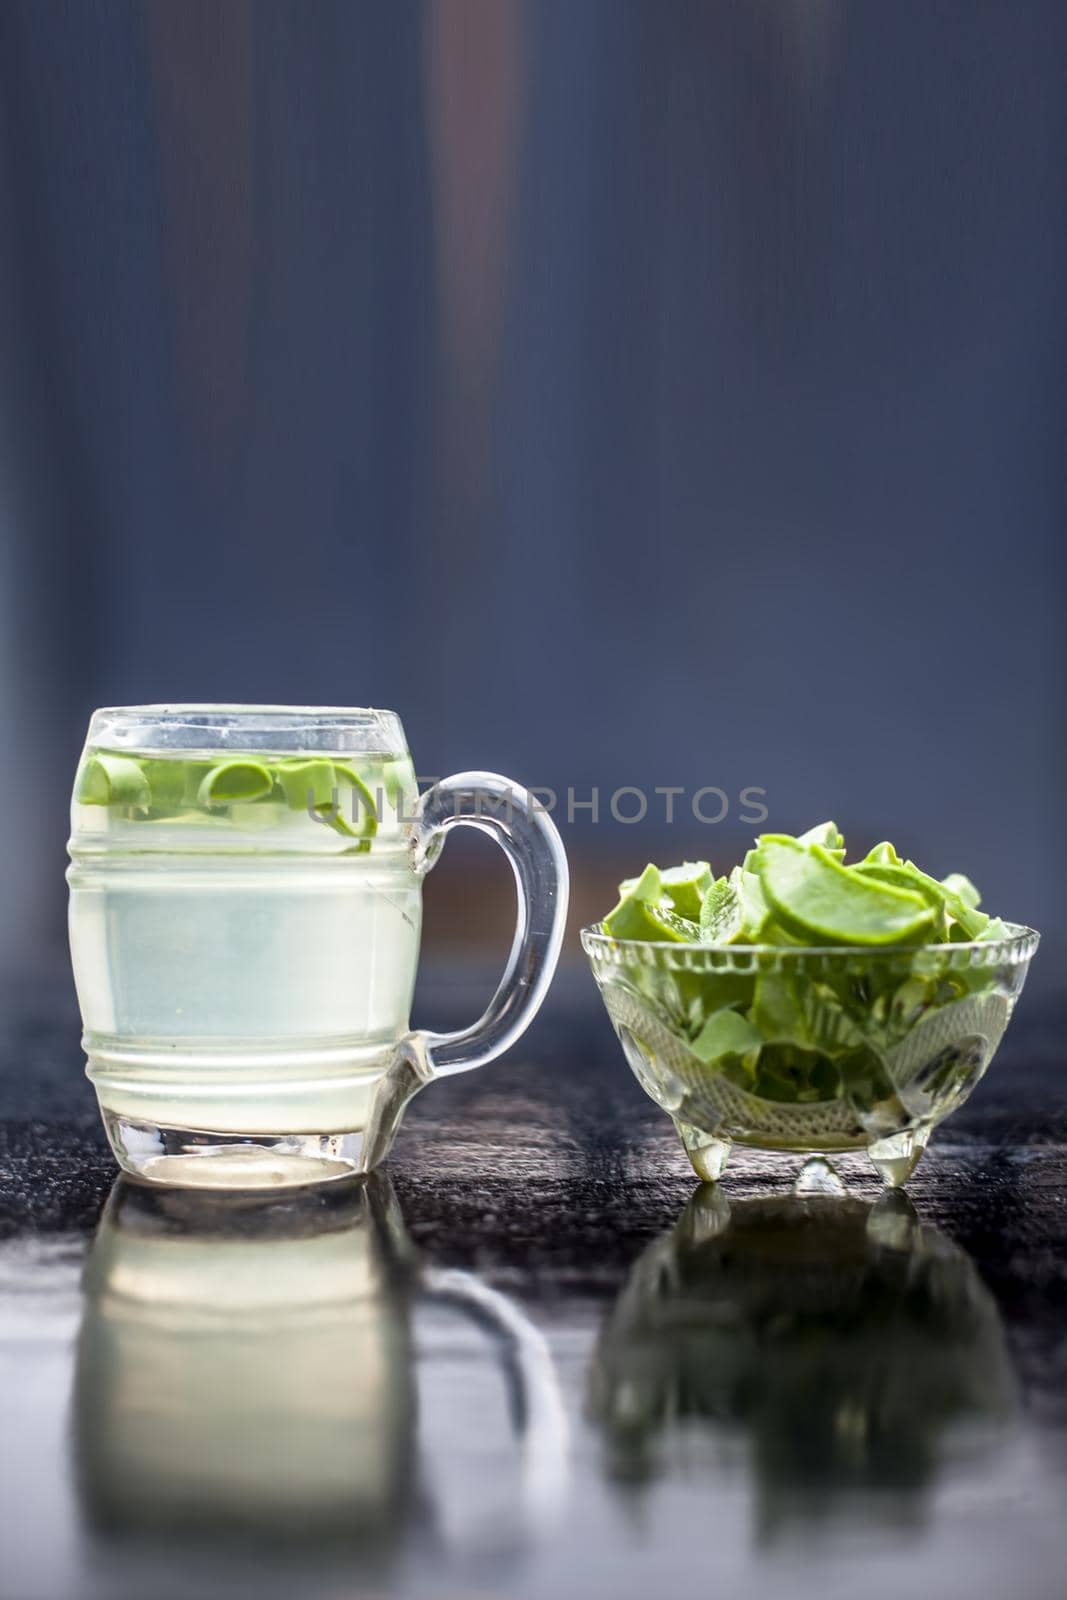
[68,749,421,1134]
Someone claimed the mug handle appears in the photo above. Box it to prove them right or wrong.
[409,772,569,1077]
[419,1266,570,1537]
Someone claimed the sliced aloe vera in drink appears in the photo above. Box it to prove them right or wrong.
[137,756,190,810]
[274,758,336,812]
[757,836,936,946]
[76,752,151,807]
[380,754,417,819]
[332,762,379,839]
[273,757,377,845]
[197,760,274,807]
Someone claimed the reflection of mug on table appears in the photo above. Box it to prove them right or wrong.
[75,1178,567,1553]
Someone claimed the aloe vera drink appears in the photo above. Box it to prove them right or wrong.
[68,743,420,1140]
[67,703,571,1190]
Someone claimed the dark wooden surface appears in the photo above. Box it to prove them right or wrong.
[1,965,1066,1600]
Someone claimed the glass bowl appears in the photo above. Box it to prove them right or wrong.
[581,921,1038,1186]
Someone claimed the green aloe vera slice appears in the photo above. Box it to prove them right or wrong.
[381,755,417,816]
[273,757,378,844]
[728,865,771,940]
[797,820,846,858]
[617,864,710,915]
[604,865,698,942]
[657,862,713,920]
[76,752,151,807]
[139,757,189,809]
[862,858,987,939]
[751,969,813,1045]
[853,861,951,937]
[941,872,981,910]
[699,876,743,943]
[196,760,274,807]
[274,758,337,813]
[757,837,936,946]
[691,1006,762,1063]
[332,762,379,839]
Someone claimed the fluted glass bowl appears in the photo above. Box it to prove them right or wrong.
[581,922,1038,1186]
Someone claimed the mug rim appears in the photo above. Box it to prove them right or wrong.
[86,704,408,755]
[92,702,397,719]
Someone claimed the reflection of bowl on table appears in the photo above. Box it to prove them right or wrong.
[589,1188,1016,1531]
[582,924,1037,1185]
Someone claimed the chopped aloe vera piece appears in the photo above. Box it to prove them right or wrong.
[797,820,845,858]
[699,876,742,943]
[617,867,654,901]
[976,917,1009,942]
[857,857,991,940]
[902,862,986,937]
[603,898,698,943]
[854,861,951,937]
[751,970,813,1045]
[197,760,274,806]
[728,865,771,940]
[604,866,698,942]
[616,863,662,904]
[941,872,981,910]
[76,753,150,807]
[656,861,713,920]
[757,837,936,946]
[692,1007,763,1063]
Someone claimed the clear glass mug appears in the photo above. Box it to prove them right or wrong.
[67,705,569,1188]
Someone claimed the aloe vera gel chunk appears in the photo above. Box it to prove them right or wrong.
[604,865,700,942]
[757,837,936,946]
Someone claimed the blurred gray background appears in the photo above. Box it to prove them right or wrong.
[0,0,1063,982]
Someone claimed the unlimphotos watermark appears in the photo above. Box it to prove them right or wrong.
[307,782,768,829]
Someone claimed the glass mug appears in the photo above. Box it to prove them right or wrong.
[67,705,568,1187]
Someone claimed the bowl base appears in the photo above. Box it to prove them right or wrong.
[867,1125,931,1188]
[672,1118,933,1190]
[673,1119,731,1182]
